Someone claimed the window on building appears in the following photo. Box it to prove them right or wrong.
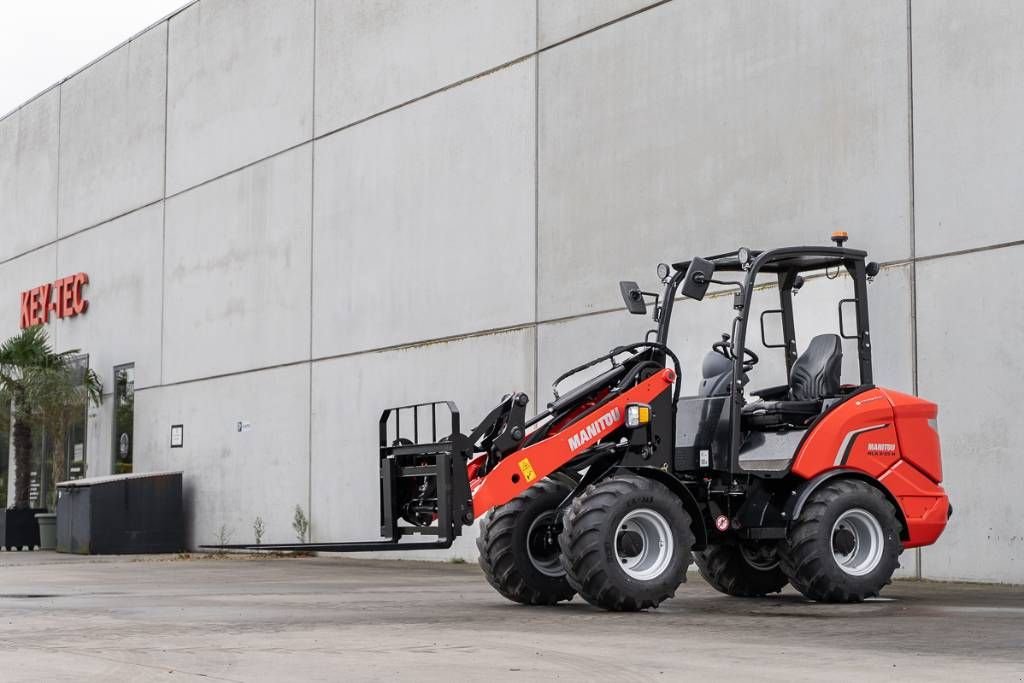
[113,364,134,475]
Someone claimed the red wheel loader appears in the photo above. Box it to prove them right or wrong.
[214,233,951,611]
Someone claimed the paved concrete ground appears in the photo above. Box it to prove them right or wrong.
[0,553,1021,681]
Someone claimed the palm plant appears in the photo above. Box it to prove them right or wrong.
[0,327,62,509]
[25,360,103,508]
[0,327,100,510]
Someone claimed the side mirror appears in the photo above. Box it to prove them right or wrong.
[838,299,859,339]
[681,257,714,301]
[760,309,786,348]
[619,281,647,315]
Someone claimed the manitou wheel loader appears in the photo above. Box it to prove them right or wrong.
[215,233,951,611]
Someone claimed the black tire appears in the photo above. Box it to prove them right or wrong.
[779,479,902,602]
[559,474,694,611]
[476,477,576,605]
[695,541,788,597]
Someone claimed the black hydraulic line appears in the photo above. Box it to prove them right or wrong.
[550,341,683,404]
[550,348,631,399]
[525,407,552,428]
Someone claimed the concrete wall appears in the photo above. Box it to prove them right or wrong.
[1,0,1020,582]
[910,0,1024,581]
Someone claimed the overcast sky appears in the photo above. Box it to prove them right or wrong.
[1,0,187,116]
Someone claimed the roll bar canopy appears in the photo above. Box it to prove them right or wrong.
[672,245,869,275]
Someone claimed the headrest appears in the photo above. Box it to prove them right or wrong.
[701,351,732,379]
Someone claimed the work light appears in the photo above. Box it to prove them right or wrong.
[625,403,651,428]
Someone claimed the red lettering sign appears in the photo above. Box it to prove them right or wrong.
[18,272,90,329]
[19,291,31,329]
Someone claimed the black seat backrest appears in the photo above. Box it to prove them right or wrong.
[698,351,734,398]
[789,334,842,401]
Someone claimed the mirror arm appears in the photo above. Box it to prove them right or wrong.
[640,291,661,322]
[708,278,743,290]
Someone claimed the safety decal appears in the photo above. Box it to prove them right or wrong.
[518,458,537,483]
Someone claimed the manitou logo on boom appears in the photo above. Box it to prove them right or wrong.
[19,273,90,329]
[567,407,621,452]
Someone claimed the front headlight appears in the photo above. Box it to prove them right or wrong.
[625,403,651,428]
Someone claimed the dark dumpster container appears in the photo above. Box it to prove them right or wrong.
[56,471,184,554]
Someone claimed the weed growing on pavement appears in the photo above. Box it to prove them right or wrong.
[214,525,233,557]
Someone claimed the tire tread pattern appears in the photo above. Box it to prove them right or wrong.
[559,474,694,611]
[477,478,575,605]
[695,543,788,597]
[778,479,902,603]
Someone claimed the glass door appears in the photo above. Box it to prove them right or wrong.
[0,402,8,508]
[65,355,89,483]
[30,354,91,509]
[112,365,134,475]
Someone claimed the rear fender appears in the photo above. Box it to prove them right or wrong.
[783,469,910,542]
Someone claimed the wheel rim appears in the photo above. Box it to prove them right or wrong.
[526,511,564,577]
[831,508,884,576]
[739,542,780,571]
[615,508,675,581]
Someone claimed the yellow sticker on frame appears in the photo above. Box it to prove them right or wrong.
[518,458,537,483]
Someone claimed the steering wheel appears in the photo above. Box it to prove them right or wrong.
[712,333,759,370]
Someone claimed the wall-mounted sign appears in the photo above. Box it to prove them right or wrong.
[170,424,184,448]
[20,272,90,329]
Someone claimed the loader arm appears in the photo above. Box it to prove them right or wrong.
[469,368,676,516]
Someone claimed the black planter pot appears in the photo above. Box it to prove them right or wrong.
[0,508,47,551]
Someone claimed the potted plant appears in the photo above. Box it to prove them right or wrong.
[0,327,61,550]
[25,357,102,549]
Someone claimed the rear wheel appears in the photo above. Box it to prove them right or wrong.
[476,477,576,605]
[695,541,788,597]
[559,474,694,611]
[779,479,902,602]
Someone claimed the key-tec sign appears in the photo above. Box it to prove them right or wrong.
[20,273,90,329]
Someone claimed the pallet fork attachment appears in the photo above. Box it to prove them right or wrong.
[204,372,675,553]
[203,401,476,553]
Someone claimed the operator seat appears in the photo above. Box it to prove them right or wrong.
[742,334,843,429]
[698,352,735,398]
[690,350,745,454]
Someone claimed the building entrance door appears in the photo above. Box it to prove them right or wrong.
[113,364,134,475]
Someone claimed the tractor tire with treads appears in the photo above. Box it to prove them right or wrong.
[778,478,902,602]
[695,541,789,597]
[477,477,576,605]
[559,473,694,611]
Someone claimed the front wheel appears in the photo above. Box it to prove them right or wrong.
[779,479,902,602]
[477,477,576,605]
[559,474,694,611]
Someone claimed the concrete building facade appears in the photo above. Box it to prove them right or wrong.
[1,0,1021,581]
